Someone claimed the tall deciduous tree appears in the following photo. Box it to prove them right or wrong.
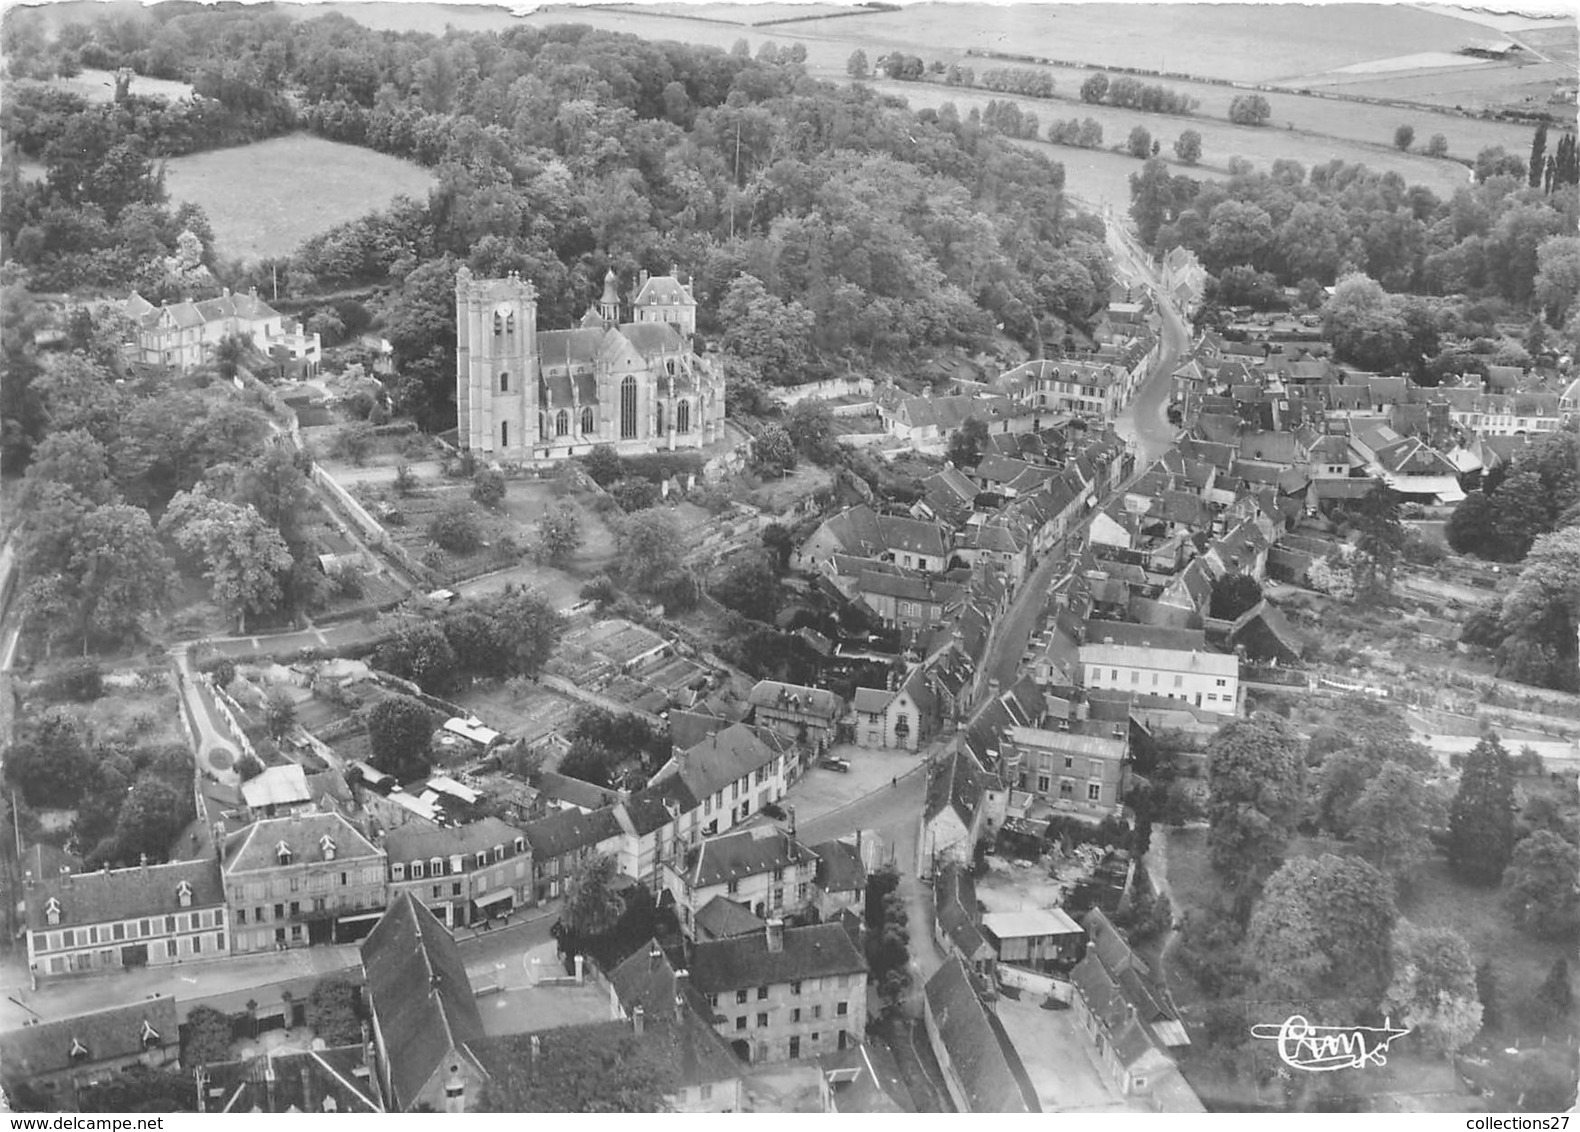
[478,1024,673,1112]
[1207,573,1262,620]
[1495,526,1580,692]
[1383,923,1482,1054]
[946,416,989,470]
[365,693,436,783]
[162,488,293,633]
[1502,829,1580,939]
[1447,733,1517,884]
[1206,714,1305,898]
[536,502,584,566]
[1348,760,1447,881]
[1173,129,1202,165]
[615,510,684,594]
[1246,853,1397,1010]
[562,852,626,939]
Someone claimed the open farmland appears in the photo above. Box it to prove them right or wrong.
[870,62,1536,162]
[14,67,194,103]
[161,133,436,263]
[877,81,1477,208]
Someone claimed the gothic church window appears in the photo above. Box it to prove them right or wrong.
[499,372,509,393]
[621,375,638,439]
[656,402,665,435]
[556,410,569,437]
[506,312,515,334]
[493,313,503,336]
[581,406,594,434]
[677,400,690,433]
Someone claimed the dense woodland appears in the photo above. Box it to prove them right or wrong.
[1,5,1111,442]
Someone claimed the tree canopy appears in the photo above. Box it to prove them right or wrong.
[1447,733,1517,885]
[1206,714,1305,899]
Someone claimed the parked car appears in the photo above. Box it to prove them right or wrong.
[818,756,851,773]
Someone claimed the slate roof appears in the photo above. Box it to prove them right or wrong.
[383,817,525,866]
[686,828,811,889]
[923,958,1039,1112]
[934,861,990,961]
[632,274,696,308]
[924,746,989,827]
[661,722,784,805]
[222,813,382,874]
[811,839,866,895]
[1070,908,1189,1067]
[521,805,623,862]
[1082,620,1206,652]
[747,681,843,720]
[619,320,684,357]
[535,327,606,366]
[602,942,747,1091]
[360,893,485,1112]
[26,858,225,931]
[200,1047,383,1113]
[692,896,769,941]
[689,922,866,992]
[0,997,178,1081]
[666,707,734,753]
[536,770,618,812]
[619,787,679,838]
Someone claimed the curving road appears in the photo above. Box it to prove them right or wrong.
[1106,218,1191,469]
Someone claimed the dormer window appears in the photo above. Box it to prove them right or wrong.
[176,881,192,909]
[450,855,464,874]
[276,842,293,866]
[411,861,425,880]
[70,1038,89,1061]
[514,837,526,855]
[45,897,61,926]
[493,845,504,864]
[432,857,445,877]
[320,835,337,861]
[392,863,406,881]
[140,1020,160,1048]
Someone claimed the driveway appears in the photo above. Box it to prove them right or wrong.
[172,650,239,784]
[995,996,1148,1113]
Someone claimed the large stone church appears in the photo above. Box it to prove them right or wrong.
[455,266,726,461]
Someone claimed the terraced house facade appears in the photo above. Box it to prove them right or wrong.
[24,859,227,979]
[221,813,386,953]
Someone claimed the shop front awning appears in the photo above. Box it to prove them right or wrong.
[474,889,515,909]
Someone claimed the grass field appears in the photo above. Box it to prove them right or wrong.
[161,133,436,263]
[12,67,194,104]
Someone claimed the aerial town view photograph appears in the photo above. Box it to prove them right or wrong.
[0,0,1575,1116]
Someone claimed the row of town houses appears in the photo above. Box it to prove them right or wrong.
[19,703,878,984]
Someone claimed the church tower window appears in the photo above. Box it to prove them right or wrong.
[506,312,515,334]
[493,313,503,336]
[620,375,638,439]
[499,372,509,393]
[555,410,569,437]
[500,421,509,448]
[655,402,665,435]
[581,406,594,434]
[677,400,690,434]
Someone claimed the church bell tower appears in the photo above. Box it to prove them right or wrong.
[455,267,538,457]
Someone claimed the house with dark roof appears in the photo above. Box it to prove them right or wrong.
[383,817,531,929]
[25,858,227,980]
[651,723,797,846]
[614,783,689,895]
[747,680,845,752]
[195,1046,382,1113]
[1069,909,1200,1110]
[932,861,994,977]
[690,920,868,1065]
[796,504,952,574]
[692,895,768,942]
[810,837,866,920]
[923,747,1001,869]
[221,812,386,953]
[0,997,179,1110]
[361,893,487,1112]
[521,805,625,904]
[535,770,620,814]
[922,958,1040,1113]
[603,940,746,1111]
[666,827,817,936]
[849,667,938,752]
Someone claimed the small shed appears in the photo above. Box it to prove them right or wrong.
[981,908,1086,971]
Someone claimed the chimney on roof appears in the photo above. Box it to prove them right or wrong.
[139,853,149,875]
[766,918,784,953]
[649,940,662,972]
[787,805,796,835]
[632,1004,645,1036]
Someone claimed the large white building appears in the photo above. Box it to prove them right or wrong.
[1078,637,1240,716]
